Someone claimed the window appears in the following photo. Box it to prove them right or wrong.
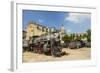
[31,29,33,32]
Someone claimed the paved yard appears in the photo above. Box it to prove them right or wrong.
[22,48,91,63]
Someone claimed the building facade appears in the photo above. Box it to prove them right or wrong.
[26,21,51,40]
[25,21,66,42]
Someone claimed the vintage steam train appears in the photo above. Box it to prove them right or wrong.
[23,34,66,57]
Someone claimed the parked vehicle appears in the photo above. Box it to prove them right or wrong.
[68,41,82,49]
[85,42,91,47]
[64,41,70,48]
[78,40,86,47]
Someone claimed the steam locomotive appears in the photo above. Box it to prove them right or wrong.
[23,34,66,57]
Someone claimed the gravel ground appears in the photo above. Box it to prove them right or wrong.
[22,48,91,63]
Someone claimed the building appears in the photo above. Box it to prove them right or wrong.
[23,29,27,39]
[25,21,66,42]
[26,21,52,40]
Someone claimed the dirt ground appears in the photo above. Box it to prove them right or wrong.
[22,48,91,63]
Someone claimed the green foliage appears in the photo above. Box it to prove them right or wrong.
[86,29,91,42]
[62,34,70,42]
[62,29,91,42]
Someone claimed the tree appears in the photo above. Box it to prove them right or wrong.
[86,29,91,42]
[62,34,70,42]
[62,29,91,43]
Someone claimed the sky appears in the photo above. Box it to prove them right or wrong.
[23,10,91,34]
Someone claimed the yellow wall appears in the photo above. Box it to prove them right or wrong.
[26,23,66,41]
[26,23,48,40]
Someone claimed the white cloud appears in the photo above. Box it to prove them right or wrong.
[38,19,43,23]
[65,13,91,24]
[67,29,71,33]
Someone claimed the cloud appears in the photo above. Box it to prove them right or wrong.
[67,29,71,33]
[38,19,43,23]
[65,13,91,24]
